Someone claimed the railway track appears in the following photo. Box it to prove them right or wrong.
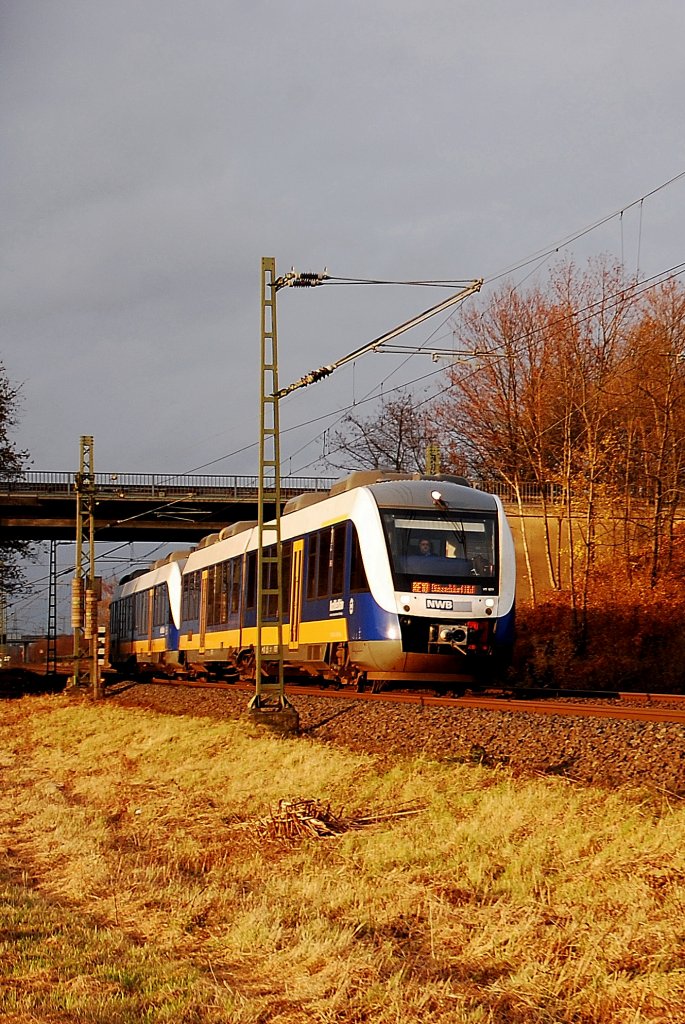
[143,676,685,725]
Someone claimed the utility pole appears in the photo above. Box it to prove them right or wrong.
[71,436,102,697]
[248,259,297,729]
[249,258,287,714]
[425,443,442,475]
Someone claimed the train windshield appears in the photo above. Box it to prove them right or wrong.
[380,508,498,593]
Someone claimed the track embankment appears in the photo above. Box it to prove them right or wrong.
[102,681,685,794]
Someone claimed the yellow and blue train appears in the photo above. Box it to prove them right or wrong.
[109,470,516,690]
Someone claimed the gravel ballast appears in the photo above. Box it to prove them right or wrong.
[101,682,685,793]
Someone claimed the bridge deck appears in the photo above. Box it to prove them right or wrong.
[1,473,336,542]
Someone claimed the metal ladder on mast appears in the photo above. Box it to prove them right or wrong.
[248,257,291,713]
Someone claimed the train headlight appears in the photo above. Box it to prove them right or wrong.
[431,489,448,510]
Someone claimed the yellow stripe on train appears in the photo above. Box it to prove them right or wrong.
[179,617,348,652]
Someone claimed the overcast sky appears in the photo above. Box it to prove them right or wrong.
[4,0,685,482]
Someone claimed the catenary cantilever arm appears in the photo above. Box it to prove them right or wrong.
[274,278,483,399]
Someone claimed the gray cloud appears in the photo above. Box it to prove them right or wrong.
[2,0,685,480]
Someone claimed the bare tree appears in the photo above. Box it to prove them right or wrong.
[329,391,436,473]
[0,361,33,595]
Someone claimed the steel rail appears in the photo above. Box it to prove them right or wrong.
[143,678,685,724]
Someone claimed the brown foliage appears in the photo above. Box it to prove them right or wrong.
[514,548,685,691]
[432,258,685,659]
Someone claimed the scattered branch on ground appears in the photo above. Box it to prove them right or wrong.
[234,798,425,843]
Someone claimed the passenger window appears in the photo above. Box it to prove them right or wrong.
[246,551,257,609]
[317,529,331,598]
[187,572,201,621]
[230,557,241,615]
[153,584,167,627]
[306,534,318,601]
[281,541,292,616]
[219,562,230,622]
[206,566,216,625]
[350,527,368,593]
[331,526,345,595]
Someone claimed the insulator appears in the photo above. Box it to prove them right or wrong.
[71,578,84,629]
[84,590,97,639]
[292,271,324,287]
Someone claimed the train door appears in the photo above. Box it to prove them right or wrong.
[146,589,153,655]
[288,539,304,650]
[199,569,209,651]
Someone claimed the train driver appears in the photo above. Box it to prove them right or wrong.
[418,538,437,557]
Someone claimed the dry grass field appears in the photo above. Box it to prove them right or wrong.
[2,692,685,1023]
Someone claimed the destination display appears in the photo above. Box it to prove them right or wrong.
[411,581,479,595]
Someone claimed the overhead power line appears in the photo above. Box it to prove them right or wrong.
[486,168,685,285]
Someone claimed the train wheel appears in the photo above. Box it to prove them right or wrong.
[237,650,256,682]
[330,642,364,689]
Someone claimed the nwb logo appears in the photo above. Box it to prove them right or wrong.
[426,598,453,611]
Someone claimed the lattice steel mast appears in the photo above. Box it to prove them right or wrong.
[249,258,288,711]
[46,540,58,676]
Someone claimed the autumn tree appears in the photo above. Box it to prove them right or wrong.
[434,257,645,637]
[625,279,685,585]
[543,259,639,649]
[434,281,559,603]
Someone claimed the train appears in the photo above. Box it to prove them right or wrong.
[109,470,516,692]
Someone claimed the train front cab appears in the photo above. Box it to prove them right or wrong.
[375,494,515,684]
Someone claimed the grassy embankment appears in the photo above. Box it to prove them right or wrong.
[1,693,685,1023]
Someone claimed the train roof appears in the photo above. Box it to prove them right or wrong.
[326,469,497,512]
[365,476,498,513]
[115,551,190,596]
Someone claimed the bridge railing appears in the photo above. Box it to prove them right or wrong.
[483,481,559,504]
[0,472,581,506]
[1,472,336,498]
